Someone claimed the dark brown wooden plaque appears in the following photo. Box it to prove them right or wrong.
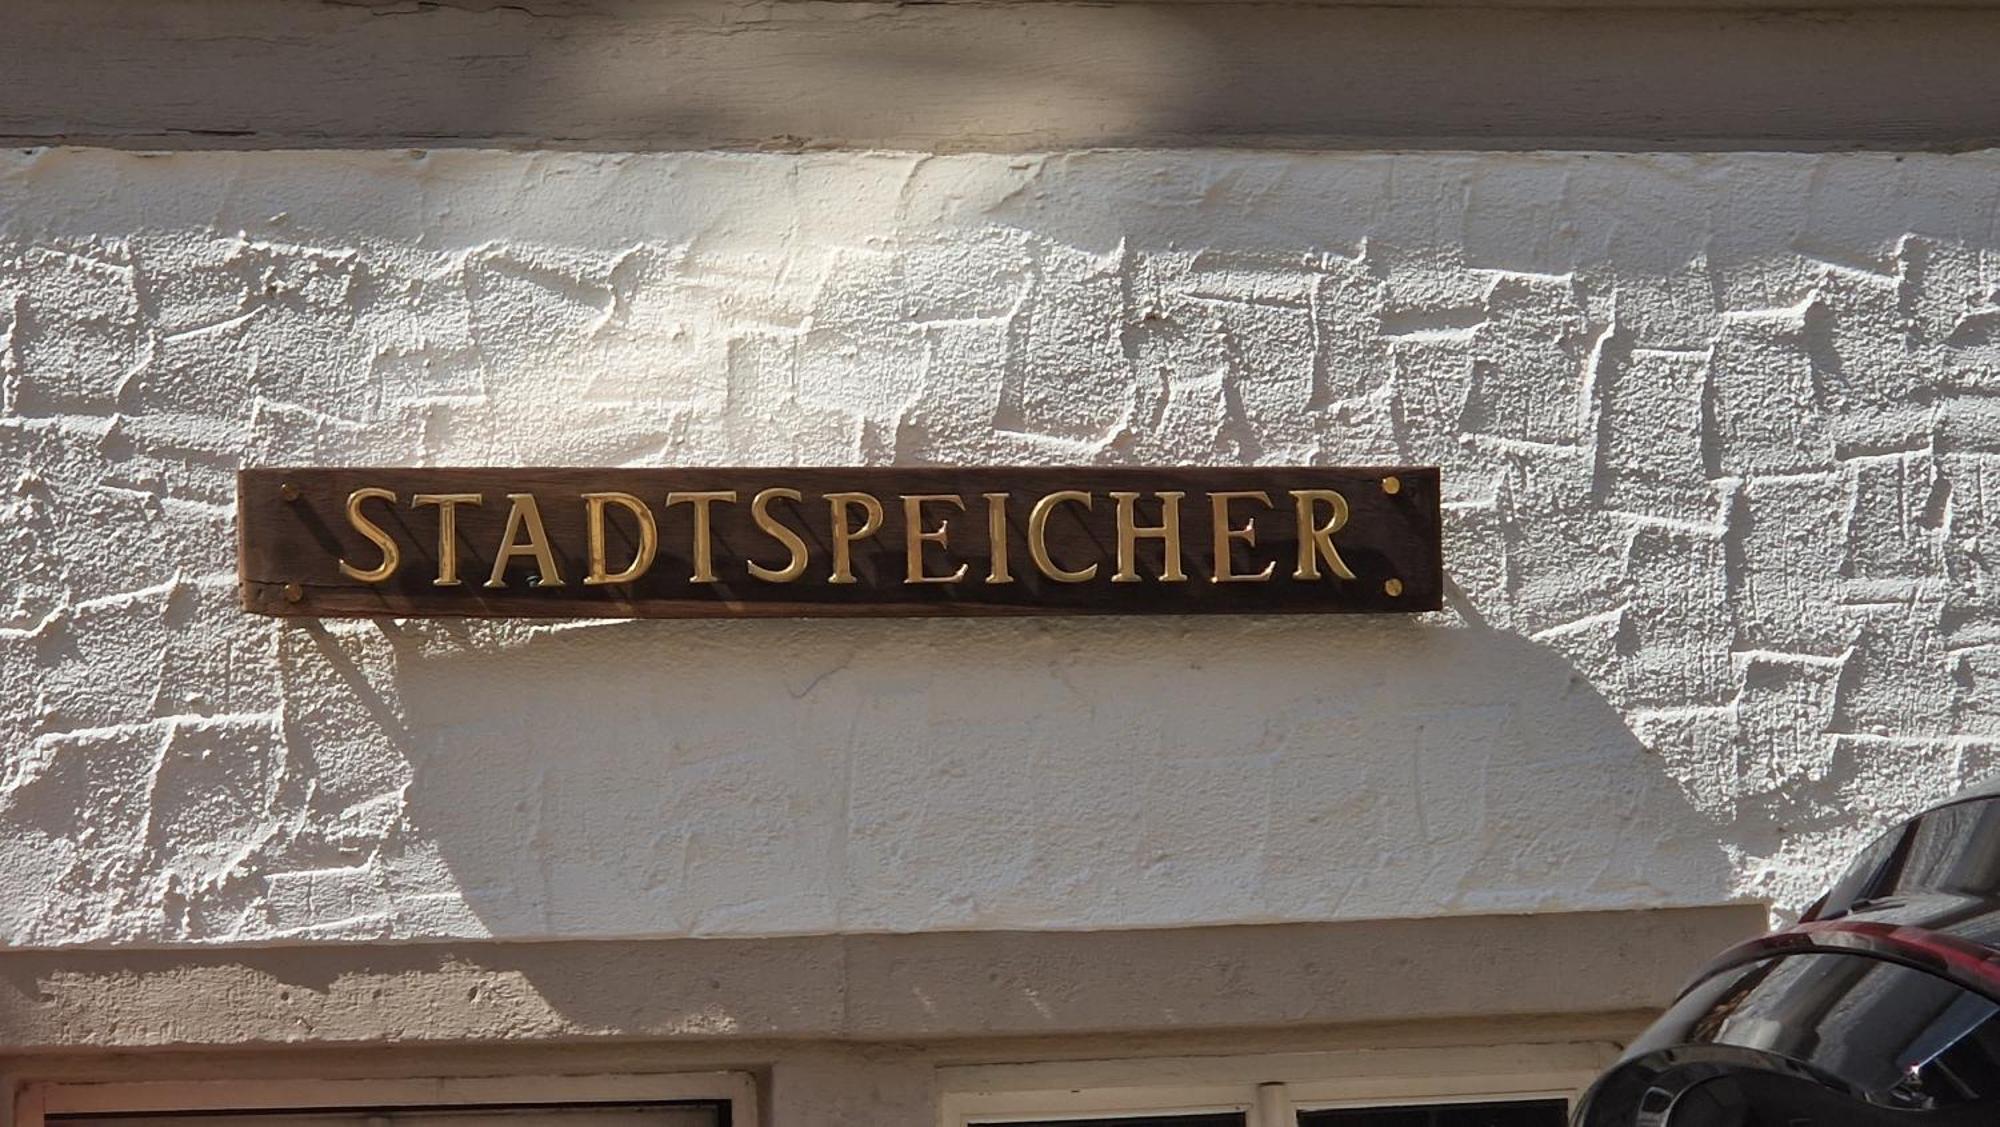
[238,466,1441,618]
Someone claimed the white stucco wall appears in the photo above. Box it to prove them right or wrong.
[2,147,1995,948]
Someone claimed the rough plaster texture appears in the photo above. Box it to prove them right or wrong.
[2,147,1997,949]
[0,909,1759,1049]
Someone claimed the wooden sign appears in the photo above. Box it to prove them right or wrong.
[237,467,1441,618]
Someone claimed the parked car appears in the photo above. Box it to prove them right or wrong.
[1572,781,2000,1125]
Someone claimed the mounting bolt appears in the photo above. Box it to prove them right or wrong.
[283,583,305,603]
[1384,578,1404,597]
[279,482,301,502]
[1381,475,1401,495]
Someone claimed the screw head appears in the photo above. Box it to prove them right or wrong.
[1381,475,1401,495]
[1384,577,1404,597]
[279,482,301,502]
[283,583,305,603]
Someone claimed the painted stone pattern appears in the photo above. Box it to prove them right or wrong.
[1,149,1996,947]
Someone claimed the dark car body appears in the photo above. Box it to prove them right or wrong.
[1572,783,2000,1125]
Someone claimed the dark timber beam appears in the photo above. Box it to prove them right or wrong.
[5,1,2000,152]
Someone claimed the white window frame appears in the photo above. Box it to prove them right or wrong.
[14,1073,757,1127]
[939,1042,1616,1127]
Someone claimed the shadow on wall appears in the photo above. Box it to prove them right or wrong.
[350,589,1732,950]
[254,581,1743,1033]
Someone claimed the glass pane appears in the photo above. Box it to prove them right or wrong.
[1298,1100,1567,1127]
[54,1107,721,1127]
[981,1117,1245,1127]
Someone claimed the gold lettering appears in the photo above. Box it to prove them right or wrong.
[582,491,658,586]
[901,494,969,584]
[1209,490,1275,583]
[411,492,480,586]
[983,492,1014,584]
[748,487,809,583]
[665,491,737,583]
[484,493,565,588]
[1028,490,1097,583]
[339,487,401,583]
[826,491,885,584]
[1110,490,1187,583]
[1291,489,1357,581]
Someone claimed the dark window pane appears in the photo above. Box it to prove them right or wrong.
[980,1117,1245,1127]
[1299,1100,1566,1127]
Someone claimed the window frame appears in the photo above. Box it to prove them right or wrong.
[1290,1090,1577,1122]
[14,1073,756,1127]
[939,1043,1614,1127]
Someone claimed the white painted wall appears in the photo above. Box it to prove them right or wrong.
[2,148,1996,947]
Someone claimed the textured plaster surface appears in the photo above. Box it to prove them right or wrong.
[1,148,1996,949]
[0,908,1760,1048]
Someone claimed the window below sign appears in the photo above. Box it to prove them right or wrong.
[1297,1099,1568,1127]
[941,1043,1608,1127]
[17,1074,753,1127]
[51,1106,723,1127]
[989,1118,1248,1127]
[965,1103,1564,1127]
